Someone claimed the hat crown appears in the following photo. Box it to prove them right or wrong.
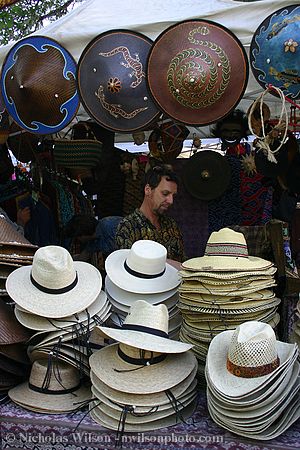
[205,228,249,259]
[29,359,80,392]
[124,300,169,334]
[126,240,167,276]
[228,321,278,369]
[31,246,76,290]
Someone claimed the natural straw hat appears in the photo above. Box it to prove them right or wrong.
[105,240,180,294]
[89,342,197,394]
[96,300,191,353]
[182,228,273,272]
[206,321,297,398]
[9,359,91,413]
[6,245,102,318]
[0,301,31,344]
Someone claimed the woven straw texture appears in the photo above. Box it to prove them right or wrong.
[53,139,103,168]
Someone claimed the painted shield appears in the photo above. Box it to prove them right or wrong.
[250,4,300,100]
[1,35,79,134]
[77,29,161,133]
[146,20,248,126]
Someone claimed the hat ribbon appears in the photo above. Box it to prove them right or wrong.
[124,261,165,279]
[28,381,81,395]
[121,323,169,338]
[114,346,166,373]
[226,356,280,378]
[30,272,78,294]
[205,242,248,258]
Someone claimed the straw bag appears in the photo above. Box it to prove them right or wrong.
[52,138,103,169]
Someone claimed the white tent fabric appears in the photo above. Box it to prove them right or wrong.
[0,0,297,137]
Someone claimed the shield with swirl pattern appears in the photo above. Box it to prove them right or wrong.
[147,20,248,126]
[77,29,161,133]
[250,4,300,100]
[0,35,79,135]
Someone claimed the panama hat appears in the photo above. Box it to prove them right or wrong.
[96,300,191,353]
[206,321,297,398]
[105,275,179,305]
[105,240,180,294]
[9,359,91,413]
[182,228,273,272]
[6,245,102,318]
[90,342,197,395]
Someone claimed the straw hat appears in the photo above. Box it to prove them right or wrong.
[9,359,91,413]
[97,300,191,353]
[0,301,32,344]
[182,228,273,272]
[105,240,180,294]
[6,245,102,318]
[206,321,297,398]
[90,342,197,394]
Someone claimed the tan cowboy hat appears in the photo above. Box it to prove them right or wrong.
[9,359,91,413]
[89,342,197,395]
[96,300,191,353]
[182,228,273,272]
[206,321,297,398]
[179,266,277,279]
[105,240,180,294]
[6,245,102,318]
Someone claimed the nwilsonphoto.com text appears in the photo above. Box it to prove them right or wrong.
[2,430,224,447]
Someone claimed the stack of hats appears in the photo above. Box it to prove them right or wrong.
[206,321,300,439]
[89,300,198,437]
[6,245,111,376]
[290,297,300,350]
[105,240,182,339]
[177,228,280,382]
[8,358,91,414]
[0,216,38,303]
[0,301,32,396]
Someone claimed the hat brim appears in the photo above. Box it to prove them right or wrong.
[206,330,297,397]
[96,324,191,354]
[6,261,102,318]
[105,250,180,294]
[182,256,273,272]
[89,343,197,394]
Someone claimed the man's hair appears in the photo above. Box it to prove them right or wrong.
[63,214,98,238]
[143,164,179,190]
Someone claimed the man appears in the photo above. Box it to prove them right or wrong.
[115,164,185,263]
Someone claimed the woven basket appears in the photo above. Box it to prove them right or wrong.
[52,139,103,168]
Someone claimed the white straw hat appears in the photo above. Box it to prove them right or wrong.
[96,300,191,353]
[182,228,273,272]
[6,245,102,318]
[8,359,91,413]
[105,240,180,294]
[206,321,297,398]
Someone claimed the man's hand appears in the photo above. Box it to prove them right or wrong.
[17,207,31,227]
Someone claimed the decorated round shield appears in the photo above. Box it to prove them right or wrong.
[1,35,79,134]
[77,30,160,133]
[182,150,231,201]
[250,4,300,100]
[146,20,248,126]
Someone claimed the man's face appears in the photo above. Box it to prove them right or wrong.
[147,176,178,215]
[219,121,244,147]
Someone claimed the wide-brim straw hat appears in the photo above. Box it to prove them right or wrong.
[107,290,178,314]
[105,240,180,294]
[105,275,178,306]
[182,228,273,272]
[9,359,91,413]
[6,245,102,318]
[14,290,108,331]
[206,322,297,398]
[96,300,191,353]
[90,342,197,395]
[179,266,277,279]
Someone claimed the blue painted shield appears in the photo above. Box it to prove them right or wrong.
[1,35,79,134]
[250,5,300,100]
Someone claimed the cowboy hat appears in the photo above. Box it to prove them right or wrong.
[105,240,180,294]
[6,245,102,318]
[182,228,273,272]
[96,300,190,353]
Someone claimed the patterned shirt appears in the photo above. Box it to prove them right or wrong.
[115,208,185,262]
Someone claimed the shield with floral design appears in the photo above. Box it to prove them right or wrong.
[77,29,161,133]
[250,4,300,100]
[146,19,248,126]
[1,35,79,134]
